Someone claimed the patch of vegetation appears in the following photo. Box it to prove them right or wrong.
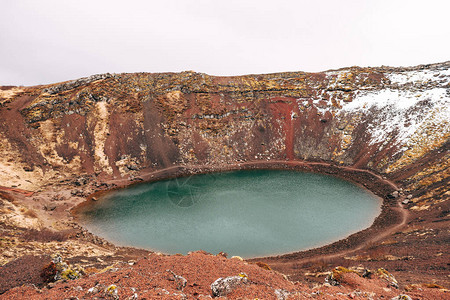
[331,266,358,282]
[254,261,271,270]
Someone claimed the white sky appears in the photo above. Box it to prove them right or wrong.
[1,0,449,86]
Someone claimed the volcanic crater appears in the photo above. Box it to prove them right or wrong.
[0,62,448,299]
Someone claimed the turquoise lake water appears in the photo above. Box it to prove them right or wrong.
[78,170,381,258]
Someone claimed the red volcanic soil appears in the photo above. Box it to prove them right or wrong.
[1,65,449,299]
[2,251,447,300]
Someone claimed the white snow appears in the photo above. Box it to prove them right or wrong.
[290,111,296,120]
[387,68,450,85]
[342,88,448,111]
[295,67,449,148]
[335,66,450,146]
[340,87,449,146]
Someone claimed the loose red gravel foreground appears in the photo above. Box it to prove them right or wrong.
[1,251,447,299]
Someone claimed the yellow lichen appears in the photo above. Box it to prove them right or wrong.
[331,266,358,281]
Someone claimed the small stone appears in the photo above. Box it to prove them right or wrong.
[74,177,88,186]
[47,282,56,289]
[377,268,398,288]
[71,189,86,196]
[23,166,34,172]
[127,164,139,171]
[211,273,248,297]
[105,284,118,298]
[362,269,372,278]
[167,270,187,291]
[44,204,57,211]
[275,289,290,300]
[126,293,138,300]
[325,273,340,286]
[217,251,228,258]
[391,295,412,300]
[387,191,399,199]
[88,286,99,293]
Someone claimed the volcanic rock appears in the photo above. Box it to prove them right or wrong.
[211,272,248,297]
[0,62,449,298]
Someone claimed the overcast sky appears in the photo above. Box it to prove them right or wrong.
[1,0,449,86]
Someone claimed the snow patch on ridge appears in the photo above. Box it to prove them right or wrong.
[387,68,450,86]
[341,88,450,147]
[343,88,448,111]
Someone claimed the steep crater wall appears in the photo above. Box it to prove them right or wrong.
[0,62,449,209]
